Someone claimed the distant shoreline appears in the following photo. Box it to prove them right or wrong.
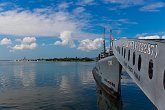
[0,57,95,62]
[0,60,12,61]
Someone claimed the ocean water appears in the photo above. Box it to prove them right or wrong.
[0,61,156,110]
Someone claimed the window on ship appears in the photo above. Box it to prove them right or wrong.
[119,47,120,54]
[128,50,130,61]
[133,52,135,65]
[138,55,142,71]
[148,59,153,79]
[121,47,123,56]
[124,48,126,58]
[163,71,165,89]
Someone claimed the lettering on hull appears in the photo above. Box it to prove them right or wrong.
[123,61,140,81]
[122,40,158,58]
[104,78,115,88]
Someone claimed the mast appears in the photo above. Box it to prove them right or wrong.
[110,29,112,51]
[109,29,114,55]
[103,28,106,54]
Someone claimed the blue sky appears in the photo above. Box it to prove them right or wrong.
[0,0,165,60]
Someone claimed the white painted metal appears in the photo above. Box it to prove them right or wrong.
[113,39,165,110]
[95,56,121,94]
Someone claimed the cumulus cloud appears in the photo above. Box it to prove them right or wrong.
[0,38,12,45]
[0,3,100,50]
[140,2,165,12]
[54,31,75,48]
[11,37,37,51]
[16,37,36,43]
[78,38,103,51]
[0,9,79,37]
[12,43,37,50]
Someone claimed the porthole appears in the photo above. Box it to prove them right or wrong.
[99,90,102,94]
[163,71,165,89]
[124,48,126,58]
[118,47,120,54]
[138,55,142,71]
[148,59,153,79]
[117,46,120,54]
[133,52,135,65]
[128,50,130,61]
[121,47,123,56]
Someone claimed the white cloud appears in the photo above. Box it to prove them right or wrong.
[138,35,160,39]
[57,2,70,10]
[15,37,36,43]
[11,37,38,51]
[140,2,165,12]
[104,0,165,12]
[0,4,98,50]
[0,38,12,45]
[54,31,76,48]
[22,37,36,43]
[77,0,96,6]
[115,19,138,24]
[104,0,144,8]
[0,9,79,37]
[78,38,103,51]
[73,7,85,15]
[12,43,37,50]
[162,35,165,39]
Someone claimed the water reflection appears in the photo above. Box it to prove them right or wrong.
[0,61,156,110]
[0,61,98,110]
[13,62,36,87]
[96,85,122,110]
[0,61,37,89]
[121,72,134,86]
[59,75,72,93]
[80,70,94,85]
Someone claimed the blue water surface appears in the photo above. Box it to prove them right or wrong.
[0,61,156,110]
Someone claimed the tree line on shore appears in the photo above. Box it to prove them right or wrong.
[16,57,95,62]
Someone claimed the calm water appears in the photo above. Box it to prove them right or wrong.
[0,61,156,110]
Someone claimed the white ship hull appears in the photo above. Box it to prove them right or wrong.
[93,55,121,98]
[113,39,165,110]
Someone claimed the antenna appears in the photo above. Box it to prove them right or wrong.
[110,29,113,51]
[103,28,106,54]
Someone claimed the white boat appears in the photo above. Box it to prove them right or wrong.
[93,53,122,99]
[92,29,122,99]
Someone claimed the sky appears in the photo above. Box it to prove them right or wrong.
[0,0,165,60]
